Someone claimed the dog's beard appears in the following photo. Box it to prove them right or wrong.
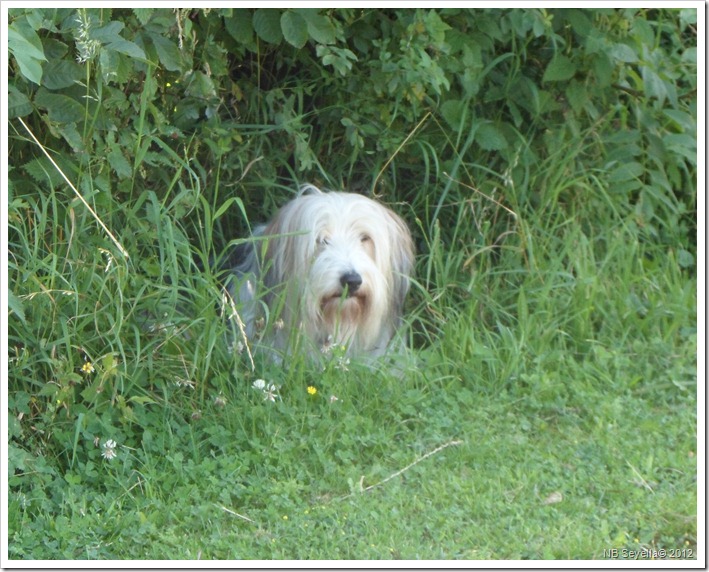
[318,291,369,348]
[300,273,373,353]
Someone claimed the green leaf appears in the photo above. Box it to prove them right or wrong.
[99,48,131,85]
[440,99,466,131]
[542,55,576,83]
[8,21,45,60]
[225,9,254,44]
[281,11,308,49]
[592,52,613,88]
[41,59,83,90]
[476,122,508,151]
[133,8,154,26]
[679,8,697,28]
[8,23,46,85]
[316,45,357,76]
[57,123,85,152]
[565,80,588,114]
[565,9,593,37]
[422,10,451,44]
[149,32,181,71]
[677,249,695,269]
[609,43,638,63]
[91,21,125,43]
[214,197,243,221]
[107,147,132,178]
[608,161,644,183]
[681,47,696,65]
[23,157,67,187]
[106,39,146,60]
[297,9,337,44]
[8,290,26,325]
[12,52,43,85]
[34,89,85,123]
[641,66,667,106]
[253,9,283,44]
[185,71,216,99]
[664,134,696,163]
[8,85,32,118]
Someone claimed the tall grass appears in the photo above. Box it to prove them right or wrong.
[8,127,697,562]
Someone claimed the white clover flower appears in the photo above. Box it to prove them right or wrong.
[101,439,117,461]
[252,379,280,401]
[263,385,279,402]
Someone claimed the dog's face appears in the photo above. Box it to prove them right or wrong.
[257,190,414,356]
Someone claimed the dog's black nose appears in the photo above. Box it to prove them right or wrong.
[340,271,363,295]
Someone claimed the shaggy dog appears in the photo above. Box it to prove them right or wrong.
[230,184,414,361]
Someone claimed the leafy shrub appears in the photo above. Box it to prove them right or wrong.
[9,9,696,234]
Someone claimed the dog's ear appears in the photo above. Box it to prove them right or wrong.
[260,198,313,289]
[385,209,415,318]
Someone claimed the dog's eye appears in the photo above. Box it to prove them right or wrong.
[317,236,330,246]
[360,234,371,243]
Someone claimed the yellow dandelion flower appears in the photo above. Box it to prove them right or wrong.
[307,386,317,395]
[81,362,95,374]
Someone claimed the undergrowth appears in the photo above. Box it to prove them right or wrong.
[6,7,698,561]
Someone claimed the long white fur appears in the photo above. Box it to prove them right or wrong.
[232,184,414,361]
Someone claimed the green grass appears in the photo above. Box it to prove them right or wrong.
[7,154,697,560]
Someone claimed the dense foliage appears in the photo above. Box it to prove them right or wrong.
[9,8,697,242]
[7,8,697,559]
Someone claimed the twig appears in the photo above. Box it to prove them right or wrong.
[16,116,130,259]
[627,461,655,493]
[444,172,518,221]
[373,111,432,195]
[222,285,255,372]
[216,504,256,524]
[340,439,464,501]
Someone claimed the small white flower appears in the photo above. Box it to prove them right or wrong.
[335,356,350,372]
[263,385,279,402]
[101,439,117,461]
[320,336,334,354]
[252,379,280,401]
